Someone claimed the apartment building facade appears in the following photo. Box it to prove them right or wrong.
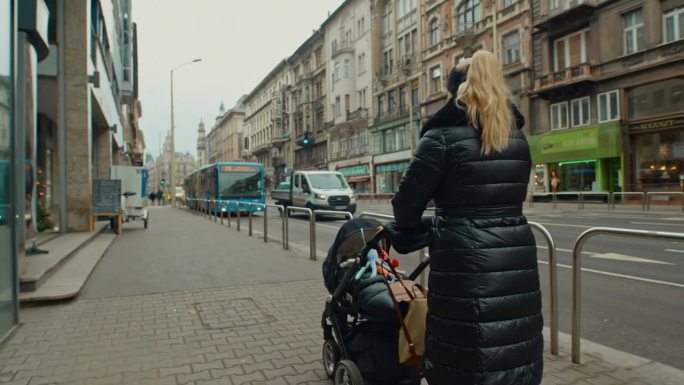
[370,0,423,193]
[289,30,328,172]
[528,0,684,194]
[243,60,293,187]
[324,0,374,193]
[207,98,246,164]
[421,0,532,126]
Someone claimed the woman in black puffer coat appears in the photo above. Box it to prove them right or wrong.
[391,51,543,385]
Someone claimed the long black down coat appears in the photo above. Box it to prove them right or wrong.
[391,99,543,385]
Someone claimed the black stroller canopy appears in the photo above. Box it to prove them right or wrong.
[322,218,383,293]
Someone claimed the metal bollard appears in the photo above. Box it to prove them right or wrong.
[236,204,241,231]
[248,204,253,236]
[214,200,218,222]
[220,201,224,225]
[263,205,268,243]
[310,211,317,260]
[227,201,232,228]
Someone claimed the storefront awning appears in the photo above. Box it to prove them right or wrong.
[346,176,370,183]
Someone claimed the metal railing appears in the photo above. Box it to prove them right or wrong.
[287,207,315,260]
[264,204,288,248]
[311,210,354,261]
[571,227,684,364]
[610,192,646,211]
[646,191,684,212]
[528,222,559,355]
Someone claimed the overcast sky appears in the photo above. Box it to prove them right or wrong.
[134,0,345,160]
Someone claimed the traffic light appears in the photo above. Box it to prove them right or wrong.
[161,178,165,186]
[303,132,310,145]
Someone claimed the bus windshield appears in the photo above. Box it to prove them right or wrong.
[307,174,348,190]
[219,170,262,198]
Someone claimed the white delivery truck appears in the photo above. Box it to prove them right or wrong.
[271,170,356,214]
[110,165,150,229]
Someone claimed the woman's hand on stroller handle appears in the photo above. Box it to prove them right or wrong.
[360,227,391,262]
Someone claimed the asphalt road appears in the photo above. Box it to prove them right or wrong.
[86,202,684,369]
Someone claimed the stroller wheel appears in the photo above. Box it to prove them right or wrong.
[323,339,341,378]
[334,360,364,385]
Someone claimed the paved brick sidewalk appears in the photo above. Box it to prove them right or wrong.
[1,280,682,385]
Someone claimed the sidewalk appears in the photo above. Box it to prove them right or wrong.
[1,209,682,385]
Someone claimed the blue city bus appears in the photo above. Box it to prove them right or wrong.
[184,162,265,214]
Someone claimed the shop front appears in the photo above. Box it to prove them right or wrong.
[528,123,623,194]
[628,115,684,192]
[337,164,372,194]
[626,78,684,192]
[374,150,411,194]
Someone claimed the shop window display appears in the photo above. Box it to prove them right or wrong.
[635,131,684,191]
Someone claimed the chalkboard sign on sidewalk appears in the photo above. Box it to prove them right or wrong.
[93,179,121,214]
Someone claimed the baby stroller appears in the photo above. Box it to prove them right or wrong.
[321,218,430,385]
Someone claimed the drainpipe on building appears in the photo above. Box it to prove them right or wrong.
[58,0,66,233]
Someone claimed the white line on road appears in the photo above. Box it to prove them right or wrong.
[537,260,684,289]
[665,249,684,254]
[630,221,684,226]
[538,246,675,265]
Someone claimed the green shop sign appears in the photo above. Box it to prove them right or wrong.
[338,165,369,177]
[528,123,622,164]
[375,161,410,174]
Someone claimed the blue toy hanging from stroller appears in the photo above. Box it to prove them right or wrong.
[321,218,430,385]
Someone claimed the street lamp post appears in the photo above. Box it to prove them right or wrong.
[170,58,201,208]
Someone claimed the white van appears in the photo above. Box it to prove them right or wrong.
[273,170,356,214]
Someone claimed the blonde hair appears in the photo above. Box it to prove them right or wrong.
[456,50,514,155]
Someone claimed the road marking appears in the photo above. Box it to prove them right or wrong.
[630,221,684,226]
[588,252,673,265]
[529,222,591,229]
[538,246,674,265]
[665,249,684,254]
[537,260,684,288]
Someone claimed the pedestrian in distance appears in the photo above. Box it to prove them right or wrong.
[156,190,163,205]
[148,192,156,205]
[390,50,543,385]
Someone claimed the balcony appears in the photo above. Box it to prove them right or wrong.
[324,120,335,130]
[534,0,597,32]
[374,107,410,126]
[272,156,286,167]
[332,41,354,58]
[534,63,597,99]
[346,108,369,122]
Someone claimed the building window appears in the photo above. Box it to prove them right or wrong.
[549,0,559,10]
[334,62,340,82]
[430,18,439,46]
[383,49,393,75]
[383,3,392,35]
[503,30,520,65]
[457,0,481,32]
[430,66,441,94]
[623,8,644,55]
[412,87,419,107]
[627,78,684,119]
[398,0,417,18]
[598,90,620,123]
[664,7,684,43]
[358,53,366,74]
[571,97,590,127]
[550,102,569,130]
[377,95,384,117]
[388,90,397,114]
[399,86,407,112]
[335,96,341,117]
[344,59,351,78]
[503,0,517,8]
[553,30,588,71]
